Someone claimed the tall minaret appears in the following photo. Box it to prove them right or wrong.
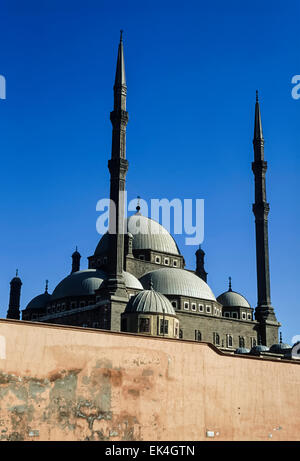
[252,91,279,345]
[104,31,129,302]
[6,270,22,320]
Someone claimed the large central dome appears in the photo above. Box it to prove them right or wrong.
[94,214,181,256]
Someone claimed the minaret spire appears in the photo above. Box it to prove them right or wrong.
[114,30,126,92]
[252,92,279,345]
[105,32,129,300]
[254,90,264,150]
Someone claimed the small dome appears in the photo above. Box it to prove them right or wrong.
[125,290,176,315]
[217,290,250,308]
[140,268,216,301]
[234,347,250,355]
[250,344,270,355]
[25,292,51,310]
[95,214,181,257]
[269,342,291,353]
[123,271,143,290]
[51,269,106,300]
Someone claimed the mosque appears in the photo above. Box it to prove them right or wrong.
[5,33,293,358]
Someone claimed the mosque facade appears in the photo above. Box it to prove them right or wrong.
[6,34,293,358]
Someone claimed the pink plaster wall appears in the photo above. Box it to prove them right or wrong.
[0,319,299,441]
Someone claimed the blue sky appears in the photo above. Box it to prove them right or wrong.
[0,0,299,344]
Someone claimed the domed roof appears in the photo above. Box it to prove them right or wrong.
[125,289,176,315]
[250,344,270,355]
[269,342,291,353]
[51,269,142,301]
[52,269,106,300]
[140,268,216,301]
[10,276,22,285]
[234,347,250,355]
[217,290,250,308]
[25,292,51,310]
[94,214,181,256]
[123,271,143,290]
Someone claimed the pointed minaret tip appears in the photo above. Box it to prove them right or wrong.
[254,90,264,141]
[45,279,49,293]
[114,30,126,88]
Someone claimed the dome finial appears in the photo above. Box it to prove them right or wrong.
[16,269,18,277]
[136,195,141,213]
[45,279,49,293]
[149,275,154,291]
[228,276,232,292]
[280,331,282,344]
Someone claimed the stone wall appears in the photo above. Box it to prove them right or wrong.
[176,311,258,348]
[0,318,299,441]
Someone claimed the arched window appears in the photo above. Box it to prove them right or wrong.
[139,317,150,333]
[195,330,202,341]
[213,332,220,345]
[239,337,245,348]
[227,335,233,348]
[160,318,168,335]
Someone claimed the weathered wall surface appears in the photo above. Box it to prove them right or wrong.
[0,318,299,441]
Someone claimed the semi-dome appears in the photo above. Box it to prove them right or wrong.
[140,268,216,301]
[94,214,181,256]
[51,269,106,300]
[25,292,51,310]
[125,289,176,315]
[217,290,250,308]
[51,269,142,301]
